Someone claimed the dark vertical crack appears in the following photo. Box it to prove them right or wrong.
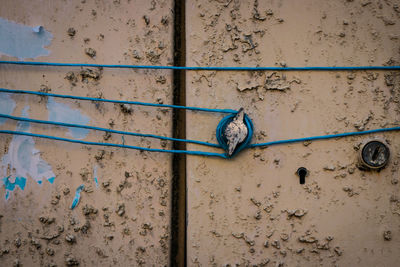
[170,0,186,266]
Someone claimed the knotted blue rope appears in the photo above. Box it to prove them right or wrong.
[216,113,254,158]
[1,60,400,71]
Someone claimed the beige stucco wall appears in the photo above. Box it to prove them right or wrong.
[0,1,173,266]
[186,0,400,266]
[0,0,400,267]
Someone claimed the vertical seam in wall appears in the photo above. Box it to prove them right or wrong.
[171,0,186,266]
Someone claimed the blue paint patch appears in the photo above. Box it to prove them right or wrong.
[32,26,43,33]
[16,106,30,131]
[47,177,55,184]
[1,106,56,194]
[47,97,90,139]
[71,184,84,210]
[2,176,27,200]
[0,17,53,59]
[93,165,99,188]
[2,176,26,191]
[0,93,16,125]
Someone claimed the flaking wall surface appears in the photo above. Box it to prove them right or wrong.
[0,0,173,266]
[186,0,400,266]
[1,1,400,266]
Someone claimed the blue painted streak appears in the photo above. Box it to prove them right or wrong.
[71,184,85,210]
[93,165,99,188]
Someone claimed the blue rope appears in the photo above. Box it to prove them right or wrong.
[0,113,221,148]
[0,88,236,114]
[2,118,398,158]
[1,115,399,158]
[0,59,399,157]
[0,130,227,158]
[0,60,399,71]
[249,126,400,148]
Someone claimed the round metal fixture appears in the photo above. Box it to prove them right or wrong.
[359,140,390,170]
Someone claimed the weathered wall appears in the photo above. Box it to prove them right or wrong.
[186,0,400,266]
[0,0,173,266]
[1,0,400,266]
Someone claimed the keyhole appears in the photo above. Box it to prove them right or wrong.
[297,167,307,184]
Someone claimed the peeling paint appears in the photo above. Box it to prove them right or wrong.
[47,177,55,184]
[0,1,173,266]
[1,106,55,200]
[71,184,84,210]
[1,176,26,200]
[93,165,99,188]
[47,97,90,139]
[0,17,52,59]
[0,93,16,125]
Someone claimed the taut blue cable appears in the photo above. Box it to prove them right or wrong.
[249,126,400,148]
[0,130,227,158]
[0,88,236,114]
[0,60,399,71]
[1,57,399,158]
[0,113,221,148]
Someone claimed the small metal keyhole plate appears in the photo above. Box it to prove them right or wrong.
[360,140,390,169]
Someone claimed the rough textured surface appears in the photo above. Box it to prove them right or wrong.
[0,1,172,266]
[1,0,400,266]
[186,0,400,266]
